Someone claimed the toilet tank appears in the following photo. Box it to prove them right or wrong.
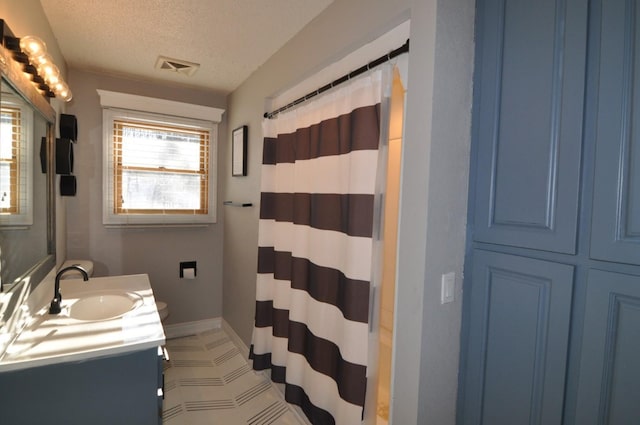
[60,260,94,279]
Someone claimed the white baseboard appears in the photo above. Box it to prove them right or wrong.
[163,317,221,339]
[222,319,250,359]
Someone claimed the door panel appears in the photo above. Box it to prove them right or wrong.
[461,250,574,425]
[473,0,587,253]
[575,269,640,425]
[590,0,640,265]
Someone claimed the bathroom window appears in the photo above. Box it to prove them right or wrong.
[99,90,224,226]
[0,107,21,214]
[0,100,33,227]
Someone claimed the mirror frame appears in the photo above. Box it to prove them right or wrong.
[0,42,56,293]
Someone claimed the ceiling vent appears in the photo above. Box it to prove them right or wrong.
[155,56,200,77]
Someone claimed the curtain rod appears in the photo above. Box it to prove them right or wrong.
[264,39,410,119]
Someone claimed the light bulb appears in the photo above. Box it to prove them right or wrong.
[32,52,52,67]
[62,89,72,102]
[35,54,53,74]
[53,81,67,95]
[47,74,60,85]
[19,36,47,59]
[37,61,58,80]
[53,81,72,101]
[44,67,60,86]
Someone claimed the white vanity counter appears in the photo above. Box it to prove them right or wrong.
[0,274,165,372]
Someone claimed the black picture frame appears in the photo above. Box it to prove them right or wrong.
[232,125,248,176]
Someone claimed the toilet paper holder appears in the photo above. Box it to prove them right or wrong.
[179,261,197,279]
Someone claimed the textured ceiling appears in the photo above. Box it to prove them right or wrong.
[39,0,333,94]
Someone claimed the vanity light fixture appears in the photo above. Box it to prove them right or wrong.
[4,31,73,102]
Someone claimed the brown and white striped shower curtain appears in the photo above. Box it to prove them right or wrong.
[250,71,384,425]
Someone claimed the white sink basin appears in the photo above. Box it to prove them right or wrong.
[69,291,143,321]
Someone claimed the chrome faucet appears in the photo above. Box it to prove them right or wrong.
[49,265,89,314]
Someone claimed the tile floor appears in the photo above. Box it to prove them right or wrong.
[162,328,306,425]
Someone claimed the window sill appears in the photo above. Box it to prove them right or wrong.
[103,223,213,229]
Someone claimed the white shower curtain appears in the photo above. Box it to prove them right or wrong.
[250,69,389,425]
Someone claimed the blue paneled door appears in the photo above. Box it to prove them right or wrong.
[461,250,574,425]
[472,0,587,254]
[590,0,640,266]
[575,269,640,425]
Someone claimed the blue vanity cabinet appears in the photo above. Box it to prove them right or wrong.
[574,269,640,424]
[471,0,587,254]
[461,250,574,425]
[589,0,640,266]
[0,347,163,425]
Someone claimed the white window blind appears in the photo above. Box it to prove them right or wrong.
[0,99,33,227]
[0,107,21,214]
[113,119,210,215]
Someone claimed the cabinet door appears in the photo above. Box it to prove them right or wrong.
[461,250,574,425]
[472,0,587,253]
[575,269,640,424]
[590,0,640,266]
[0,348,160,425]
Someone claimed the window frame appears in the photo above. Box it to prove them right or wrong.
[0,96,33,227]
[101,98,221,227]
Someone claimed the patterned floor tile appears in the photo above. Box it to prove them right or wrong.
[162,329,306,425]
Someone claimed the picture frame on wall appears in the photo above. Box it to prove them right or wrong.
[232,125,248,176]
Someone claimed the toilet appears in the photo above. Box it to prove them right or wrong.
[60,259,94,278]
[60,259,169,322]
[156,301,169,322]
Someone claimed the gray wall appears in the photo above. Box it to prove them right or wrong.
[65,69,227,325]
[407,0,475,423]
[223,0,475,424]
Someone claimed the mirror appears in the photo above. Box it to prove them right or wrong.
[0,41,55,331]
[1,79,53,290]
